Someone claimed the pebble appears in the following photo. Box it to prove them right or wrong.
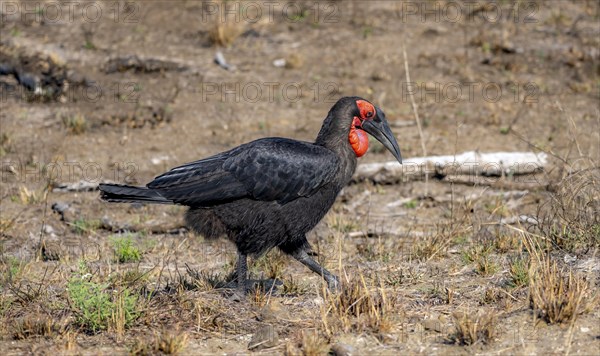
[273,58,286,67]
[331,342,356,356]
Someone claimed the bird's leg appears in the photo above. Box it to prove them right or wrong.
[291,249,340,291]
[236,251,248,294]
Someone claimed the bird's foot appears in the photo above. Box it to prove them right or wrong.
[325,275,341,292]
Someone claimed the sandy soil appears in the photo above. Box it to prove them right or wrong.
[1,1,599,355]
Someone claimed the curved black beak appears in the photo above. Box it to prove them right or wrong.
[362,107,402,164]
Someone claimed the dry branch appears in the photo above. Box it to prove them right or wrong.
[354,151,548,184]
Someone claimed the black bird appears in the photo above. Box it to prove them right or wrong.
[99,97,402,293]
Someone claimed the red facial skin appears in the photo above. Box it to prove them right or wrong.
[349,100,376,157]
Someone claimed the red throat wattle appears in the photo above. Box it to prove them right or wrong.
[349,116,369,157]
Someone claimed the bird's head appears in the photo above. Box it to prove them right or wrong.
[317,97,402,164]
[348,98,402,164]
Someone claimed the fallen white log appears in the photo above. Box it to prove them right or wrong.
[354,151,548,184]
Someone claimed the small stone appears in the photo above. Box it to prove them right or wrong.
[331,342,355,356]
[422,318,443,333]
[313,296,324,305]
[42,225,55,234]
[273,58,286,67]
[51,202,70,214]
[564,254,577,264]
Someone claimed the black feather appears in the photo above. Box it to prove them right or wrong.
[99,184,171,204]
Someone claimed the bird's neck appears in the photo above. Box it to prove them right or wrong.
[315,117,358,186]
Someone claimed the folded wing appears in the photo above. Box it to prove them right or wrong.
[147,138,339,206]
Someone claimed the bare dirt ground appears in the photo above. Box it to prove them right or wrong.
[1,1,599,355]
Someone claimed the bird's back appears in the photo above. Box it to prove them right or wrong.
[148,137,343,207]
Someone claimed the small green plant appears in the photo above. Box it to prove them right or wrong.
[71,218,101,235]
[0,132,11,156]
[62,113,87,134]
[476,254,499,276]
[67,262,139,333]
[508,256,529,288]
[111,235,141,263]
[461,244,498,276]
[403,199,418,209]
[83,40,96,50]
[1,256,24,282]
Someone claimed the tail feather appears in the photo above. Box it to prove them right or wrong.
[99,183,172,204]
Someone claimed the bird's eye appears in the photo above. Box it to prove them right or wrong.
[366,111,374,118]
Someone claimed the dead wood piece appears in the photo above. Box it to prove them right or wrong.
[354,151,548,184]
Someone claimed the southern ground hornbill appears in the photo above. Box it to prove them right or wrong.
[99,96,402,294]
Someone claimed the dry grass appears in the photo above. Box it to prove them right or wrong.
[285,53,304,69]
[252,249,287,279]
[450,310,496,345]
[299,329,329,356]
[207,1,245,47]
[320,273,396,335]
[11,314,68,340]
[513,225,596,325]
[16,185,47,205]
[62,113,87,135]
[281,276,308,296]
[537,158,600,253]
[528,255,594,324]
[131,327,188,355]
[209,21,244,47]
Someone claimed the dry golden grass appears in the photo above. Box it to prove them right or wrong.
[209,21,244,47]
[320,273,396,335]
[131,327,188,355]
[253,249,287,279]
[299,329,329,356]
[17,185,47,205]
[11,314,68,340]
[529,256,594,324]
[62,113,87,135]
[516,227,596,324]
[285,53,304,69]
[207,2,245,48]
[450,310,496,345]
